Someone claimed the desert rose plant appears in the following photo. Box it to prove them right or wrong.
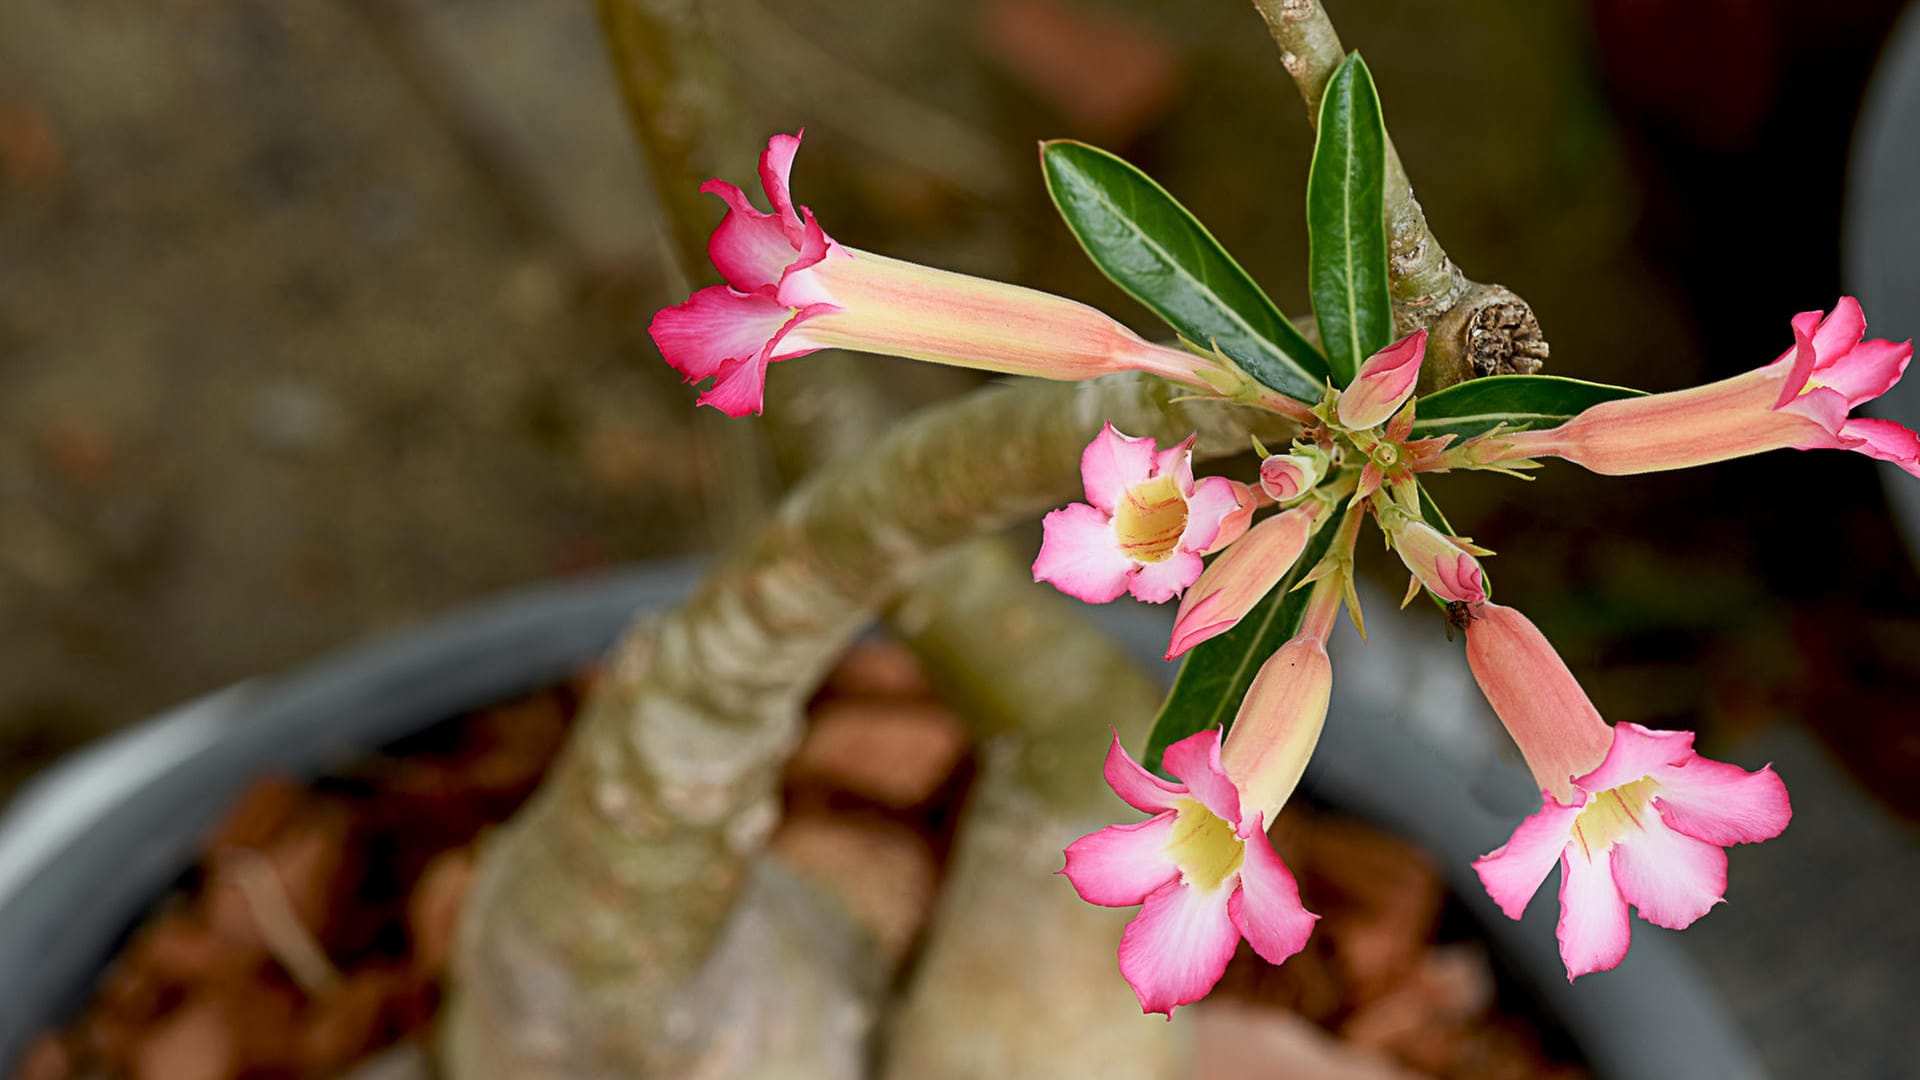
[445,0,1914,1073]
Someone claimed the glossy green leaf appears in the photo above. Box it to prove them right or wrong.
[1041,140,1328,402]
[1143,522,1341,775]
[1411,374,1645,441]
[1306,54,1392,386]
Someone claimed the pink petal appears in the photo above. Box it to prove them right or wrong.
[1160,730,1241,826]
[648,285,794,385]
[1062,816,1181,907]
[1820,336,1911,407]
[1204,480,1256,555]
[1650,756,1791,846]
[1575,722,1695,795]
[1474,797,1583,920]
[1780,384,1854,443]
[1117,878,1240,1016]
[695,353,773,417]
[758,131,805,234]
[699,178,798,291]
[1773,312,1822,408]
[1808,296,1867,371]
[1556,847,1631,980]
[1080,424,1157,515]
[1154,435,1198,497]
[1840,417,1920,477]
[1180,476,1245,555]
[1610,820,1726,931]
[1103,732,1186,814]
[1228,813,1318,964]
[1033,503,1131,603]
[1127,549,1205,604]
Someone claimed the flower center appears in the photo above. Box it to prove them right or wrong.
[1113,475,1188,563]
[1371,443,1400,469]
[1570,777,1659,857]
[1164,798,1244,892]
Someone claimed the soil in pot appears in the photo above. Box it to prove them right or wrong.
[14,642,1589,1080]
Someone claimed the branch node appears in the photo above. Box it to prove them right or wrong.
[1464,292,1548,377]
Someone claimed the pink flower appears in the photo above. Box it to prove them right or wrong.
[1062,730,1317,1016]
[1335,329,1427,431]
[1462,602,1790,980]
[1503,298,1917,477]
[648,131,1212,416]
[1033,424,1245,604]
[1473,723,1790,981]
[1166,504,1321,658]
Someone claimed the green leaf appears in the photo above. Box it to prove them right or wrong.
[1143,522,1341,774]
[1411,374,1645,441]
[1306,53,1392,387]
[1041,140,1328,402]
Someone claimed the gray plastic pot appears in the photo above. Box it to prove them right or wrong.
[0,561,1760,1078]
[1846,0,1920,556]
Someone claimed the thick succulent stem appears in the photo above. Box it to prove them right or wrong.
[444,374,1292,1076]
[882,541,1189,1077]
[1249,0,1549,390]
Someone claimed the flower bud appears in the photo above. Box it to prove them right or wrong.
[1335,329,1427,431]
[1167,506,1318,658]
[1258,450,1327,503]
[1384,515,1486,605]
[1220,636,1333,825]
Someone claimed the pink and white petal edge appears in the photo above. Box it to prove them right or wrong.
[1610,821,1726,931]
[1103,733,1186,815]
[1127,550,1205,605]
[1080,424,1158,515]
[1062,816,1182,908]
[1557,849,1632,980]
[1575,722,1694,794]
[1118,878,1241,1017]
[1474,798,1583,920]
[1228,813,1318,964]
[1181,476,1245,554]
[1159,730,1241,826]
[1033,503,1132,604]
[1650,757,1791,847]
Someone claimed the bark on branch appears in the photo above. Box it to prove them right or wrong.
[1250,0,1549,391]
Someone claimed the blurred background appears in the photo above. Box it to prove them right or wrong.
[1,0,1916,1072]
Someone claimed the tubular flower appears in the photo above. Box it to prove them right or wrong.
[1061,730,1317,1016]
[648,131,1213,416]
[1500,297,1918,477]
[1165,504,1321,658]
[1463,603,1790,980]
[1473,723,1791,981]
[1462,603,1612,802]
[1335,329,1427,431]
[1034,424,1244,604]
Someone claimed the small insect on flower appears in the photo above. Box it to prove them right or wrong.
[1445,599,1478,642]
